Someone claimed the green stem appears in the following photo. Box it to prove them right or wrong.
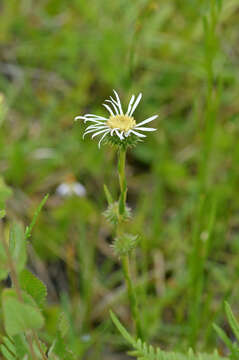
[118,148,127,216]
[121,254,143,339]
[117,147,143,339]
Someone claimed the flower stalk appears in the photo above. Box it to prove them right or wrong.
[117,148,143,339]
[118,148,127,216]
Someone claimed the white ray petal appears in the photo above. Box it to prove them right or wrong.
[109,96,119,106]
[83,129,99,138]
[84,119,105,124]
[75,116,86,121]
[134,127,157,132]
[103,103,115,116]
[105,100,119,115]
[84,114,107,120]
[109,96,125,115]
[85,124,100,130]
[85,125,108,131]
[98,129,111,148]
[126,94,135,115]
[110,128,120,136]
[129,129,146,138]
[109,96,122,114]
[115,129,124,140]
[85,126,99,132]
[85,123,108,128]
[129,93,142,116]
[113,90,123,115]
[83,126,108,137]
[135,115,158,127]
[92,128,109,139]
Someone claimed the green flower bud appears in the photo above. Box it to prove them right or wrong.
[112,233,139,257]
[103,201,131,225]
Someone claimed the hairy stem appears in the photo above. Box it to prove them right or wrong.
[118,148,127,216]
[121,254,143,339]
[117,148,143,339]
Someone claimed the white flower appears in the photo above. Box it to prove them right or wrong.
[74,90,158,148]
[56,182,86,197]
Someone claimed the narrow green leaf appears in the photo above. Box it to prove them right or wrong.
[213,323,238,357]
[104,185,113,205]
[110,311,135,346]
[119,194,125,215]
[25,194,49,239]
[225,302,239,343]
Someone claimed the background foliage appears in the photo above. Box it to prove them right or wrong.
[1,0,239,358]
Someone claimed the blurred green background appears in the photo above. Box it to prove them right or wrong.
[1,0,239,358]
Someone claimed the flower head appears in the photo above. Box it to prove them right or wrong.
[75,90,158,148]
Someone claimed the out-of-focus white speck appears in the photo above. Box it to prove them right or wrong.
[81,334,91,342]
[33,148,56,160]
[56,182,86,197]
[200,231,209,242]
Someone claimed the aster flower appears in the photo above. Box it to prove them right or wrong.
[75,90,158,148]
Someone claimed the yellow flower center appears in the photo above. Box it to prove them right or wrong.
[107,115,136,132]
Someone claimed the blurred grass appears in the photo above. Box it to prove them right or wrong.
[1,0,239,358]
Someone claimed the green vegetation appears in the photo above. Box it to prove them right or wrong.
[1,0,239,359]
